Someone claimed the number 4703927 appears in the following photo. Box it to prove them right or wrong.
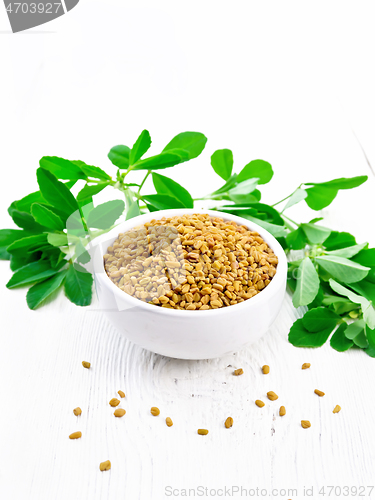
[6,3,62,14]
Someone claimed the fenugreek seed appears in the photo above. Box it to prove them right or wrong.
[99,460,111,471]
[197,429,209,435]
[333,405,341,414]
[118,390,125,398]
[106,214,277,310]
[255,400,265,408]
[225,417,233,428]
[234,368,244,376]
[314,389,325,397]
[262,365,270,374]
[109,398,120,407]
[73,407,82,416]
[69,431,82,439]
[279,406,286,416]
[114,409,126,418]
[302,363,311,370]
[267,391,278,401]
[166,417,173,427]
[301,420,311,429]
[151,407,160,416]
[82,361,90,369]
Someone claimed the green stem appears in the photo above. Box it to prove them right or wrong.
[281,213,299,228]
[272,184,302,208]
[138,170,151,194]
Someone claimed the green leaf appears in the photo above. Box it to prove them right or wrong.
[6,260,64,289]
[365,324,375,349]
[324,231,357,251]
[40,156,86,181]
[31,203,65,231]
[132,152,186,171]
[305,185,338,210]
[0,229,30,259]
[86,200,125,229]
[162,131,207,160]
[236,160,273,185]
[64,263,93,306]
[108,145,130,169]
[301,223,331,244]
[288,318,334,347]
[322,295,359,315]
[330,324,353,352]
[211,174,238,195]
[344,320,365,340]
[10,252,41,272]
[365,346,375,358]
[130,130,152,165]
[292,257,320,307]
[349,279,375,303]
[47,233,68,247]
[329,280,375,330]
[10,209,47,233]
[241,215,287,238]
[228,178,259,196]
[326,242,368,259]
[75,240,91,264]
[11,191,48,213]
[26,270,68,310]
[7,234,48,256]
[152,172,193,208]
[142,194,185,210]
[316,255,370,283]
[352,248,375,267]
[283,188,308,211]
[302,307,340,332]
[36,168,79,220]
[72,160,111,181]
[77,182,110,201]
[307,175,368,190]
[353,329,369,348]
[286,227,307,250]
[210,149,233,181]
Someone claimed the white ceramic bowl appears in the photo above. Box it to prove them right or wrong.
[92,209,287,359]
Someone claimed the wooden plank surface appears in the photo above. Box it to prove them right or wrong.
[1,2,375,499]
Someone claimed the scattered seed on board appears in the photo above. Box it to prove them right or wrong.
[225,417,234,428]
[118,390,125,398]
[302,363,311,370]
[166,417,173,427]
[255,400,265,408]
[151,407,160,416]
[267,391,278,401]
[262,365,270,374]
[234,368,244,376]
[333,405,341,414]
[99,460,111,471]
[73,407,82,416]
[314,389,325,397]
[279,406,286,416]
[301,420,311,429]
[114,409,126,418]
[69,431,82,439]
[109,398,120,407]
[198,429,209,435]
[82,361,90,369]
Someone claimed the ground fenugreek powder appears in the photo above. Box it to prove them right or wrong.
[104,214,278,310]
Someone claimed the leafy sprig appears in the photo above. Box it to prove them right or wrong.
[0,129,373,358]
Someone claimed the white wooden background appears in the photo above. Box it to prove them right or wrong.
[1,2,375,499]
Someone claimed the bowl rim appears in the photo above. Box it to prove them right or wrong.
[94,208,287,317]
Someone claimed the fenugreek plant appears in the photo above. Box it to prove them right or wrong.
[0,130,374,357]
